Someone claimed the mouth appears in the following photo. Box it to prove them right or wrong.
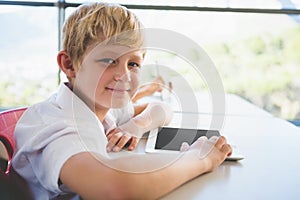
[105,87,131,93]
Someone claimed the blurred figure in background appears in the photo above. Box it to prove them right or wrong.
[132,76,173,102]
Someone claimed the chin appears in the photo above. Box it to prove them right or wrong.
[110,101,129,109]
[108,97,131,109]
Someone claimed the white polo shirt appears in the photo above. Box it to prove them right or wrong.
[11,83,134,199]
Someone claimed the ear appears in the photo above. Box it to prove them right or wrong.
[57,50,76,78]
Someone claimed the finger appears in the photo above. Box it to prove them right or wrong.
[180,142,190,152]
[113,133,131,152]
[208,136,219,143]
[197,136,208,141]
[214,136,227,149]
[106,132,123,152]
[106,128,119,139]
[221,144,232,157]
[189,136,207,149]
[128,137,139,151]
[106,132,114,140]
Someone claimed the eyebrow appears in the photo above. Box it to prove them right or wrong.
[96,50,144,59]
[129,53,144,60]
[97,50,119,57]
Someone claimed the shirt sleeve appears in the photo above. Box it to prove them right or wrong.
[12,106,108,197]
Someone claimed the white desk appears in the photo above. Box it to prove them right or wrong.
[138,93,272,117]
[161,113,300,200]
[123,94,300,199]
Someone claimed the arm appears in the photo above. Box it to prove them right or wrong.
[106,102,173,152]
[132,103,148,116]
[60,136,232,200]
[132,76,165,103]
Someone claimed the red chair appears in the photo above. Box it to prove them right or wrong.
[0,107,35,199]
[0,108,27,174]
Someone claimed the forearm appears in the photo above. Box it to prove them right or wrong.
[61,137,230,199]
[125,154,205,199]
[132,87,152,103]
[61,151,207,200]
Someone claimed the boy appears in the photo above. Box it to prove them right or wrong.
[12,2,232,199]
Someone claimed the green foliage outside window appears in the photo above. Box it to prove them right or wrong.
[206,27,300,119]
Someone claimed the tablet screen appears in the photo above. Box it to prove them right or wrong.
[155,127,220,151]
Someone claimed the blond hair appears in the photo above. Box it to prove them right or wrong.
[62,2,144,70]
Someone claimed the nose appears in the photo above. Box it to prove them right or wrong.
[113,62,131,82]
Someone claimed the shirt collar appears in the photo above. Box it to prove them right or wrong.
[54,82,100,123]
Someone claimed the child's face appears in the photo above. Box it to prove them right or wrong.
[73,44,144,110]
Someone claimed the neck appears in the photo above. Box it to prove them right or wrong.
[94,106,109,122]
[69,82,109,122]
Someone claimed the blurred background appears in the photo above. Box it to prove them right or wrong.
[0,0,300,124]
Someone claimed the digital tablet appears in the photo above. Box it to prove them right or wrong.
[145,127,244,161]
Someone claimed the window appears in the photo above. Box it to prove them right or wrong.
[0,5,58,108]
[135,9,300,120]
[1,0,300,122]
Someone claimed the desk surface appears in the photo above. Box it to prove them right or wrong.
[139,93,272,117]
[124,94,300,200]
[162,114,300,200]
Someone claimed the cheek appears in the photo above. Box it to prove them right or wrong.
[80,65,106,84]
[131,72,140,90]
[74,67,101,93]
[96,69,113,88]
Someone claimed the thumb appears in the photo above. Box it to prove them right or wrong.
[180,142,190,152]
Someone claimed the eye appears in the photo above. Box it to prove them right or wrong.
[128,62,141,73]
[128,62,140,68]
[98,58,116,64]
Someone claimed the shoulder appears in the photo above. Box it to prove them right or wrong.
[18,95,63,126]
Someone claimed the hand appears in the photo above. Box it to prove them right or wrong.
[106,102,172,152]
[181,136,232,172]
[105,113,152,152]
[106,128,139,152]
